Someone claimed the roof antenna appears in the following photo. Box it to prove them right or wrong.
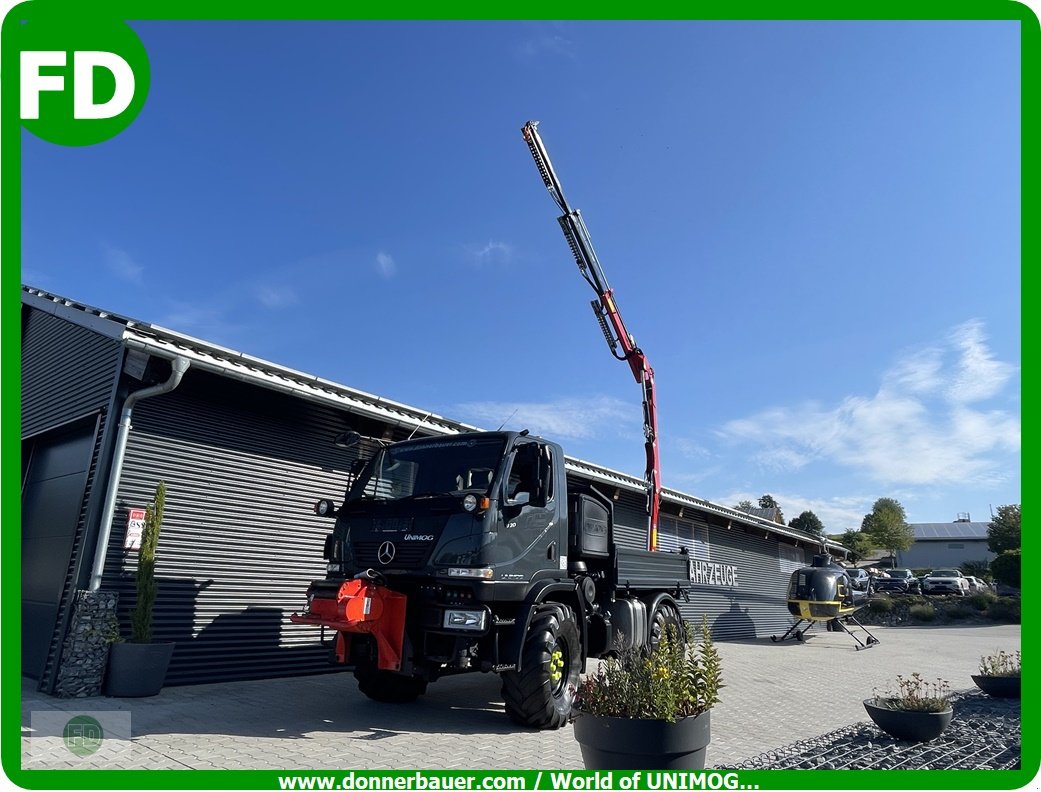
[497,408,519,431]
[407,411,433,440]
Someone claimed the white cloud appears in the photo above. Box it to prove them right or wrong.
[255,285,299,309]
[454,395,634,441]
[715,321,1019,487]
[716,490,874,535]
[376,251,396,278]
[466,240,514,266]
[103,245,143,283]
[156,302,243,344]
[516,33,578,61]
[946,319,1016,403]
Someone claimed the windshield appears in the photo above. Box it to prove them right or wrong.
[932,570,960,577]
[890,569,911,577]
[346,436,507,502]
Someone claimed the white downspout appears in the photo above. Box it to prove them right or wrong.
[88,356,191,591]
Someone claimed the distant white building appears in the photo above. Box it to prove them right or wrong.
[896,517,994,570]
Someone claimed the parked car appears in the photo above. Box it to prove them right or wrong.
[963,575,986,593]
[873,568,921,595]
[921,568,970,596]
[846,567,872,593]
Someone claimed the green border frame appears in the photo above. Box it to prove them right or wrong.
[2,1,1034,789]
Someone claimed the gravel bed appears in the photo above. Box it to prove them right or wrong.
[723,690,1020,770]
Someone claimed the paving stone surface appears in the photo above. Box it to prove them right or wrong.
[19,623,1022,771]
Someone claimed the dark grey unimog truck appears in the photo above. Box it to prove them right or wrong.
[292,430,692,729]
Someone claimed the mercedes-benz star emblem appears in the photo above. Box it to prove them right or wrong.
[377,541,396,565]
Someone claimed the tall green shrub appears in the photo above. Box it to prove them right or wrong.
[130,481,165,643]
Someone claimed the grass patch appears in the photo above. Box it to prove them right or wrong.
[868,596,895,613]
[968,592,997,611]
[908,603,936,622]
[986,597,1021,624]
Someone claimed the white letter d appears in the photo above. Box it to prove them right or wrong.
[74,51,135,119]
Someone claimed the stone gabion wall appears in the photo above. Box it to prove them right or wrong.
[54,590,120,698]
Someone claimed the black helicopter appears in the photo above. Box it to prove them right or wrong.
[771,552,880,650]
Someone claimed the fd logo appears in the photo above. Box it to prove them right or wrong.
[21,51,136,120]
[15,12,151,146]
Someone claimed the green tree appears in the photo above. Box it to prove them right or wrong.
[838,529,875,562]
[789,510,825,537]
[733,500,754,512]
[861,497,914,563]
[987,504,1021,554]
[131,481,166,643]
[759,494,785,524]
[990,549,1020,589]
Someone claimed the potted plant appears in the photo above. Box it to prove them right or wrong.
[863,673,953,742]
[106,481,176,697]
[972,649,1020,698]
[571,616,722,769]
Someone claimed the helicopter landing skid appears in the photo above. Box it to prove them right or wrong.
[771,615,880,650]
[771,619,813,643]
[831,613,881,650]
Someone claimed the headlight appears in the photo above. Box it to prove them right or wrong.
[446,567,494,579]
[463,494,477,512]
[443,609,487,631]
[314,499,337,517]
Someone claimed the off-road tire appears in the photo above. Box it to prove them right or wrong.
[501,604,581,729]
[355,665,427,703]
[649,601,685,649]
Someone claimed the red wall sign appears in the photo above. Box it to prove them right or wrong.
[124,508,146,551]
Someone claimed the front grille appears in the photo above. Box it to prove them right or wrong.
[353,540,433,568]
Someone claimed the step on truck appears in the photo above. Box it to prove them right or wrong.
[291,430,692,728]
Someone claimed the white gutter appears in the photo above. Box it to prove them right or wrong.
[88,357,191,591]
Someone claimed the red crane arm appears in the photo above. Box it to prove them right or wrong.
[522,121,662,551]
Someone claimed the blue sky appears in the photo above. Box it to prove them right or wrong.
[21,20,1021,534]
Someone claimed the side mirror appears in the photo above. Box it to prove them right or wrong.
[508,491,530,507]
[334,431,363,449]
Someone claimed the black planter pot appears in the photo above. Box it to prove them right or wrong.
[572,711,711,769]
[106,642,175,697]
[863,699,952,742]
[971,674,1021,698]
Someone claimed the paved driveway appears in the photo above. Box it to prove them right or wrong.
[21,623,1021,770]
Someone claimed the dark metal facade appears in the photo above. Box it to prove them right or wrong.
[612,492,811,641]
[101,371,368,684]
[21,305,123,691]
[21,306,122,438]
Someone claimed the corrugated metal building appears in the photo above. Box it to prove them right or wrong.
[21,285,834,694]
[896,521,994,569]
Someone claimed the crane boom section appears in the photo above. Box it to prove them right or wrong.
[522,120,661,551]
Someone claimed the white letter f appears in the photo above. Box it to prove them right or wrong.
[21,50,66,119]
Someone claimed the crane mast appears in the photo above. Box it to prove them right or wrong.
[521,120,662,552]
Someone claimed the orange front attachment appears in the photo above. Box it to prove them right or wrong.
[290,579,407,671]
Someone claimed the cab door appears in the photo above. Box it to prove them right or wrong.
[492,441,563,578]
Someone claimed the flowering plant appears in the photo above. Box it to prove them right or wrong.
[573,615,722,722]
[978,649,1020,677]
[871,673,951,713]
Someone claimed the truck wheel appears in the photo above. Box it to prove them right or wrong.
[650,602,684,649]
[501,605,581,729]
[354,666,427,703]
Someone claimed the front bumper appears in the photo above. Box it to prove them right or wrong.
[290,578,407,670]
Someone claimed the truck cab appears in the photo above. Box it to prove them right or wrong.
[327,431,568,591]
